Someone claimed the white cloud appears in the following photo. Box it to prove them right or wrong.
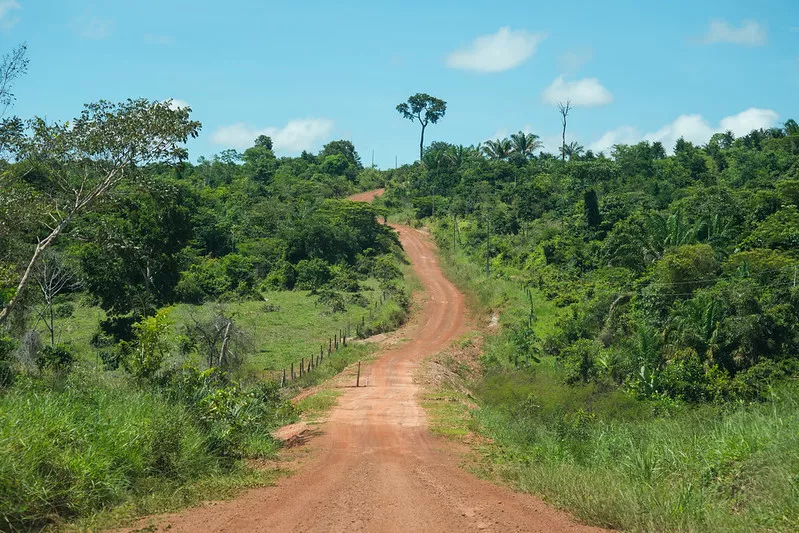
[541,76,613,106]
[166,99,190,110]
[559,48,593,72]
[211,118,334,153]
[0,1,21,30]
[718,108,780,136]
[589,126,641,154]
[702,19,766,46]
[445,27,546,73]
[72,16,114,40]
[590,108,779,154]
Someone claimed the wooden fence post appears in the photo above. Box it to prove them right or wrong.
[356,361,361,387]
[291,362,295,381]
[281,368,286,387]
[300,358,304,377]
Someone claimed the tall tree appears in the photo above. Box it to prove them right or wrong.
[558,100,572,162]
[0,99,201,325]
[0,43,28,119]
[510,131,542,160]
[396,93,447,161]
[482,138,513,160]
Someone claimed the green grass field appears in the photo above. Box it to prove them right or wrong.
[42,278,400,381]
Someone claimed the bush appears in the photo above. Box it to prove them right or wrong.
[295,258,332,291]
[37,344,75,371]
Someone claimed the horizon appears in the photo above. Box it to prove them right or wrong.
[3,0,798,168]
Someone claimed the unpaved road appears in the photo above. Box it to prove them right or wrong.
[131,192,604,532]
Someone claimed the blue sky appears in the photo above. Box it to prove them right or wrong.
[2,0,798,167]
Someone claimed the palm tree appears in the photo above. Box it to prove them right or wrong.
[509,131,542,160]
[482,138,513,160]
[560,141,584,161]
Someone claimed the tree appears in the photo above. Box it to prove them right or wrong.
[785,119,799,137]
[482,138,513,160]
[0,43,28,118]
[254,134,273,150]
[320,139,362,169]
[509,131,542,160]
[0,99,201,325]
[31,251,78,347]
[558,100,572,162]
[396,93,447,160]
[560,141,584,161]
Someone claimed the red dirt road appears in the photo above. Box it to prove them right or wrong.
[131,200,605,532]
[348,188,385,203]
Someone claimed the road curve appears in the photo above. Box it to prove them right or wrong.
[130,193,605,532]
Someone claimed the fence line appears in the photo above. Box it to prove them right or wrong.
[276,289,393,387]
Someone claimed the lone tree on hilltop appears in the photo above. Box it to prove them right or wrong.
[396,93,447,161]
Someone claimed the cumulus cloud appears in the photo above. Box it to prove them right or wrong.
[0,1,21,30]
[719,108,780,136]
[702,19,767,46]
[589,126,641,154]
[72,16,114,40]
[590,108,779,154]
[541,76,613,107]
[211,118,334,153]
[445,27,546,73]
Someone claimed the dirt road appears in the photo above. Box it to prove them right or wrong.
[134,194,604,532]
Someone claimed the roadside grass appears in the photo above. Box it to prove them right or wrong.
[421,389,472,440]
[296,389,344,423]
[0,370,282,532]
[424,221,799,532]
[476,378,799,532]
[68,466,279,532]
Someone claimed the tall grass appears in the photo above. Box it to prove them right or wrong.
[476,375,799,531]
[0,372,223,531]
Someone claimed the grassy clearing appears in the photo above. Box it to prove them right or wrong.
[43,280,396,375]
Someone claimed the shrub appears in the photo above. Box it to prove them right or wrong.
[295,258,332,291]
[37,344,75,371]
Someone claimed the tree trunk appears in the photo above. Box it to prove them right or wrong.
[49,301,55,347]
[219,320,232,369]
[419,124,426,161]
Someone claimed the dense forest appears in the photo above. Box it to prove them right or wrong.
[385,123,799,402]
[378,115,799,530]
